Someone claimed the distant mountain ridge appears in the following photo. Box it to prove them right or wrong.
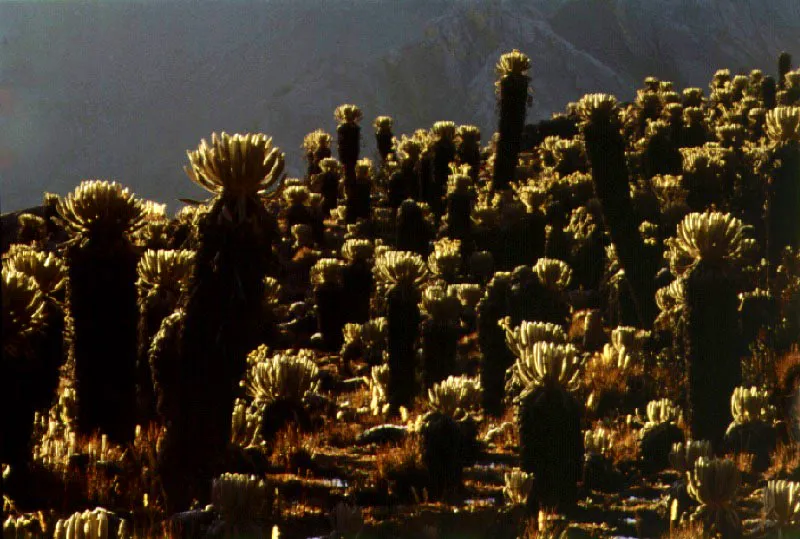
[1,0,799,211]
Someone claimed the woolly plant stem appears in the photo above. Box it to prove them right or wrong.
[582,118,658,328]
[386,284,421,410]
[66,238,139,443]
[684,261,742,449]
[158,196,273,512]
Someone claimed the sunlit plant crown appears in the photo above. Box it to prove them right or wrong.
[576,93,619,125]
[457,124,481,141]
[428,238,461,277]
[16,212,47,237]
[595,343,631,371]
[263,276,281,304]
[669,440,712,473]
[514,181,548,214]
[334,104,363,125]
[448,283,483,310]
[431,121,457,141]
[533,258,573,291]
[52,508,120,539]
[687,457,740,507]
[420,285,461,320]
[680,146,727,174]
[584,427,614,457]
[396,136,423,162]
[374,250,429,287]
[310,258,345,287]
[667,212,745,270]
[645,398,681,427]
[373,116,393,132]
[766,107,800,144]
[360,317,388,345]
[730,386,774,424]
[611,326,640,352]
[510,340,582,392]
[303,129,332,152]
[3,248,66,295]
[495,49,531,80]
[136,249,195,292]
[427,375,482,417]
[2,268,46,356]
[246,346,320,404]
[211,473,270,528]
[500,318,567,351]
[564,206,597,241]
[341,238,374,262]
[283,185,311,206]
[318,157,341,173]
[655,278,686,327]
[763,480,800,529]
[141,200,167,222]
[56,180,145,236]
[503,469,534,506]
[184,132,285,198]
[355,158,373,179]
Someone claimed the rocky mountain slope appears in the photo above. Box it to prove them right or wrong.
[1,0,799,210]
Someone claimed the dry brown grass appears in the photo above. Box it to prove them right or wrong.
[583,358,631,393]
[519,511,570,538]
[270,427,320,473]
[766,442,800,480]
[375,434,423,483]
[650,361,686,402]
[724,451,755,477]
[608,421,641,465]
[776,345,800,394]
[663,519,706,539]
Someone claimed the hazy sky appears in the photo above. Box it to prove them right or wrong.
[2,0,798,212]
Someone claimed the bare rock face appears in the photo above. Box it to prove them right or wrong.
[2,0,799,211]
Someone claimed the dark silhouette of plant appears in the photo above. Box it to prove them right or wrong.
[246,346,319,443]
[428,121,457,219]
[442,165,476,243]
[313,157,342,217]
[765,107,800,266]
[57,180,144,443]
[456,125,481,181]
[4,248,67,414]
[374,250,428,411]
[135,249,194,423]
[478,273,514,416]
[578,94,658,328]
[395,199,432,257]
[345,158,373,223]
[779,52,793,91]
[158,132,284,512]
[311,258,346,351]
[1,268,47,471]
[493,50,531,191]
[667,211,745,450]
[638,399,685,472]
[420,285,461,388]
[341,238,374,324]
[723,386,777,473]
[303,129,332,179]
[418,376,480,501]
[687,458,742,538]
[374,116,394,163]
[335,104,363,190]
[508,337,584,513]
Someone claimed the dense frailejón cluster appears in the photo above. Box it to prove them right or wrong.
[3,48,800,539]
